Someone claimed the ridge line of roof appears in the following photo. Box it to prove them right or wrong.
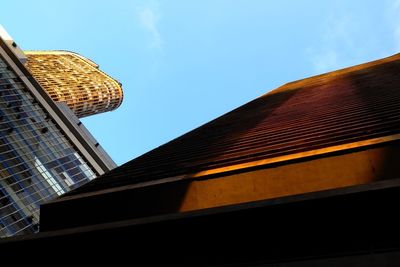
[261,53,400,97]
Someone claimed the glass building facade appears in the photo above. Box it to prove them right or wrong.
[0,54,97,237]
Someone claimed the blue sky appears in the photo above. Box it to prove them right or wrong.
[1,0,400,165]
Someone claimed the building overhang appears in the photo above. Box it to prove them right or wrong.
[2,177,400,265]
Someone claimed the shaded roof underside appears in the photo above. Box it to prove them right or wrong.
[69,53,400,196]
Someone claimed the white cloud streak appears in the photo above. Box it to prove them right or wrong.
[311,50,338,74]
[138,1,163,49]
[306,0,400,74]
[389,0,400,50]
[309,15,358,73]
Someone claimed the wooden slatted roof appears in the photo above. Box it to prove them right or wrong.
[67,53,400,196]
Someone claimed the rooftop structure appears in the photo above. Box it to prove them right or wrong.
[25,51,123,118]
[67,53,400,200]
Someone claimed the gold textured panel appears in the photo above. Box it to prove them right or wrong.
[24,51,123,118]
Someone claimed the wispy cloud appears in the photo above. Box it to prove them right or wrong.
[311,50,339,73]
[308,15,358,73]
[138,1,163,49]
[388,0,400,50]
[310,1,400,74]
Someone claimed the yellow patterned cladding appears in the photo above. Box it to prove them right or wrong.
[24,51,123,118]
